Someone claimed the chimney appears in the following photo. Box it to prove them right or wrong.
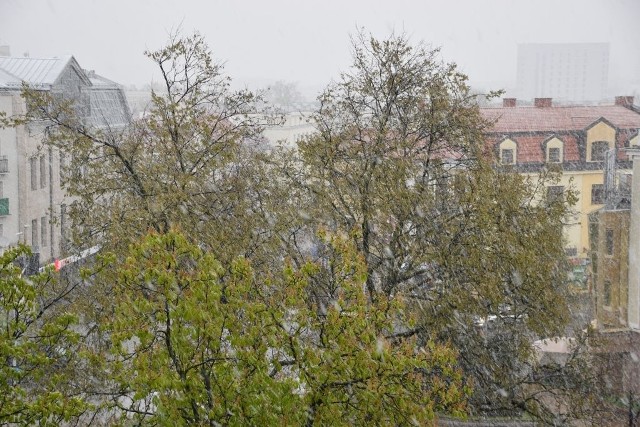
[534,98,552,108]
[0,45,10,57]
[503,98,517,107]
[615,96,635,109]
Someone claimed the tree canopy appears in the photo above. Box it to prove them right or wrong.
[3,30,593,425]
[92,230,467,426]
[277,31,577,419]
[0,247,87,425]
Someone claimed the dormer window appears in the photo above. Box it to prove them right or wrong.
[499,138,517,165]
[545,137,563,163]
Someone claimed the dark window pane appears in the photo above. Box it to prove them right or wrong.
[547,185,564,204]
[31,219,38,250]
[591,141,609,161]
[30,157,37,191]
[501,148,514,164]
[548,147,560,162]
[605,228,614,255]
[604,280,611,306]
[41,216,47,247]
[40,155,46,188]
[591,184,604,205]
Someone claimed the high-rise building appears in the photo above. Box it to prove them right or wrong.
[516,43,609,103]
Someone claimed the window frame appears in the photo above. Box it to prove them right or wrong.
[548,147,561,163]
[590,141,610,162]
[501,148,514,165]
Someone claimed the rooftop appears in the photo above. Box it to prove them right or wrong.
[481,102,640,133]
[0,55,75,89]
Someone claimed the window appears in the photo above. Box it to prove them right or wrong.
[40,155,46,188]
[30,157,37,190]
[591,141,609,161]
[59,151,66,181]
[41,216,47,247]
[61,204,67,252]
[591,184,604,205]
[605,228,614,255]
[499,139,517,165]
[546,185,564,204]
[31,219,38,249]
[501,148,514,164]
[565,247,577,257]
[0,155,8,173]
[604,280,612,306]
[0,224,3,237]
[548,147,561,163]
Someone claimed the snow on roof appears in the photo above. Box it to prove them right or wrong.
[0,55,73,89]
[86,72,121,88]
[481,105,640,133]
[0,68,18,87]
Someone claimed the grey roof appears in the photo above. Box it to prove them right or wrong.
[0,55,78,89]
[0,68,17,86]
[88,87,131,127]
[84,71,131,127]
[0,55,131,128]
[86,71,120,88]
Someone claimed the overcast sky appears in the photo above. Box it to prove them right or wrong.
[1,0,639,98]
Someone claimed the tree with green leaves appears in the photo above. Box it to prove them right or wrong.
[278,31,580,421]
[0,246,87,425]
[11,32,296,424]
[97,229,467,426]
[13,28,591,424]
[20,32,276,268]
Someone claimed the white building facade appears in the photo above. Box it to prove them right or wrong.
[0,54,130,263]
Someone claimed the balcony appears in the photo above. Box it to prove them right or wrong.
[0,198,9,216]
[0,156,7,173]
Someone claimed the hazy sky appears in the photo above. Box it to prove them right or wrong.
[1,0,639,97]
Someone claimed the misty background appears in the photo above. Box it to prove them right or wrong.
[1,0,639,99]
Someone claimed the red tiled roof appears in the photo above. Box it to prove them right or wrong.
[481,105,640,133]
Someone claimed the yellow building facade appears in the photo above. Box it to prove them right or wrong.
[482,97,640,263]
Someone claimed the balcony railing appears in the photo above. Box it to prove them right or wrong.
[0,156,7,174]
[0,198,9,216]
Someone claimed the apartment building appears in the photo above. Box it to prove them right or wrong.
[481,97,640,263]
[0,53,130,263]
